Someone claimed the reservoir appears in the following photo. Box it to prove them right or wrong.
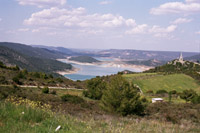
[64,64,141,81]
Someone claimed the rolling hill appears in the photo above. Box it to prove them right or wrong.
[0,45,72,75]
[0,42,67,59]
[185,54,200,62]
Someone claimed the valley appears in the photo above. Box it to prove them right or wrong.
[0,42,200,132]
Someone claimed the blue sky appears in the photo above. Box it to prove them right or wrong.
[0,0,200,52]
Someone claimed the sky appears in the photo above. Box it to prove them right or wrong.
[0,0,200,52]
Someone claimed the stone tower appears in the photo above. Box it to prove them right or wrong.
[179,52,183,61]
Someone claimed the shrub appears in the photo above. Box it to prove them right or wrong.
[169,90,177,95]
[156,89,168,94]
[17,72,25,79]
[145,102,200,124]
[12,77,22,85]
[42,87,49,94]
[56,78,63,83]
[61,94,84,104]
[100,75,147,116]
[191,95,200,104]
[180,89,197,102]
[0,76,7,84]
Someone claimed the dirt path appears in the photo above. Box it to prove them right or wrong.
[0,84,83,90]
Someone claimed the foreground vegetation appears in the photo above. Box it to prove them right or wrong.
[1,99,200,133]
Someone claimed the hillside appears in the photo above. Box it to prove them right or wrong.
[185,54,200,62]
[123,73,200,93]
[145,59,200,80]
[69,56,100,63]
[0,46,72,75]
[0,63,82,88]
[0,42,67,59]
[124,59,166,67]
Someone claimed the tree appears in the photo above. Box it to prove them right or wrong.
[100,75,146,116]
[180,89,197,102]
[83,77,106,100]
[42,87,49,94]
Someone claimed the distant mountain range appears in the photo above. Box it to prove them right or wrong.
[0,42,72,75]
[32,45,198,61]
[97,49,198,61]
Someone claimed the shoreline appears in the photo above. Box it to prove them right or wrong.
[103,63,153,72]
[57,59,102,66]
[57,58,154,73]
[56,67,79,75]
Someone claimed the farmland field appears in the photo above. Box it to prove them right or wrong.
[123,73,200,93]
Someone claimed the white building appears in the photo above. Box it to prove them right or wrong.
[152,98,163,103]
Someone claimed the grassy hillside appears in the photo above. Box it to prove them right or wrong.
[0,46,72,75]
[123,73,200,93]
[0,64,83,89]
[69,56,100,63]
[145,59,200,81]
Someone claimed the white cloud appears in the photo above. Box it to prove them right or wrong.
[149,25,177,33]
[18,28,29,32]
[17,0,66,8]
[24,7,136,29]
[126,24,148,34]
[149,25,177,38]
[150,1,200,15]
[0,18,2,22]
[99,1,112,5]
[126,24,177,36]
[171,18,192,24]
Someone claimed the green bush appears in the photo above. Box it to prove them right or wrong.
[156,89,168,94]
[42,87,49,94]
[169,90,177,95]
[12,77,22,85]
[100,75,147,116]
[83,77,106,100]
[191,95,200,104]
[0,76,7,84]
[180,89,197,102]
[61,94,84,104]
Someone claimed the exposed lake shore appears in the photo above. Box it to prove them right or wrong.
[57,58,153,76]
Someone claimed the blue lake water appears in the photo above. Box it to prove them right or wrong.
[61,58,141,81]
